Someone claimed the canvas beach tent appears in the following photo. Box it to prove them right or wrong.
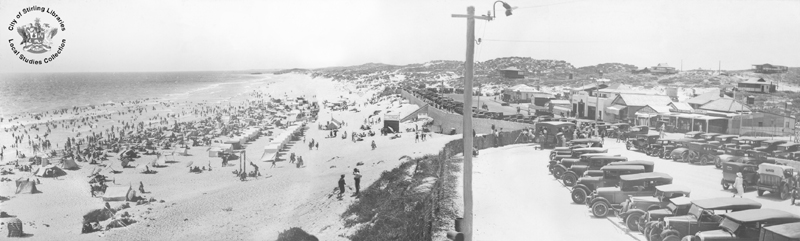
[102,185,136,201]
[35,165,66,177]
[261,143,280,162]
[148,155,166,167]
[61,157,80,170]
[15,177,40,194]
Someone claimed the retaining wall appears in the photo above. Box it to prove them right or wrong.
[400,90,534,134]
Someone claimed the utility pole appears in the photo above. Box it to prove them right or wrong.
[452,6,490,241]
[452,3,512,240]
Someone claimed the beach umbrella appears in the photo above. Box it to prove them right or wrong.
[185,161,194,167]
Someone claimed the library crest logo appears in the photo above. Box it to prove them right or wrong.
[7,5,67,65]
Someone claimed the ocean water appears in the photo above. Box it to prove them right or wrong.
[0,71,263,117]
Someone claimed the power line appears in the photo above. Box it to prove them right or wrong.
[481,38,611,43]
[516,0,587,9]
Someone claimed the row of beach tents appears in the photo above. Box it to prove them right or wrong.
[260,124,304,162]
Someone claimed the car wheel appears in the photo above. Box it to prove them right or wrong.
[553,167,565,179]
[722,182,730,190]
[714,157,722,168]
[780,185,790,200]
[757,189,765,196]
[658,150,665,159]
[626,213,643,232]
[644,148,652,155]
[663,235,680,241]
[672,156,679,162]
[681,235,698,241]
[591,201,610,217]
[571,188,587,204]
[563,173,578,187]
[549,152,556,161]
[648,225,664,241]
[626,142,632,150]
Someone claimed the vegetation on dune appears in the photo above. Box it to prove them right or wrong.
[341,155,461,241]
[276,227,319,241]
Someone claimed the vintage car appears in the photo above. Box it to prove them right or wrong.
[605,160,656,173]
[755,140,789,156]
[755,163,795,199]
[679,142,724,165]
[736,137,769,152]
[687,209,800,241]
[722,162,760,191]
[650,138,694,159]
[570,165,647,204]
[759,222,800,241]
[622,125,651,140]
[709,135,739,147]
[586,172,673,218]
[549,138,605,160]
[739,151,779,166]
[534,121,577,149]
[627,134,662,154]
[561,156,629,186]
[772,151,800,163]
[685,131,706,140]
[618,184,691,232]
[654,198,762,241]
[551,147,608,162]
[774,143,800,159]
[700,133,723,143]
[669,139,706,162]
[639,197,693,237]
[551,152,621,178]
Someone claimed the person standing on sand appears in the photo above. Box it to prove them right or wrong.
[271,158,277,168]
[733,172,744,198]
[315,142,319,150]
[338,174,347,198]
[353,168,362,196]
[415,132,419,143]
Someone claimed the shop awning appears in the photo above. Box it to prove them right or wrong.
[694,115,728,121]
[553,106,571,112]
[606,105,626,115]
[636,113,658,118]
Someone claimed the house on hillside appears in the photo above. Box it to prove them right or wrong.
[502,84,554,104]
[498,67,525,79]
[650,63,678,75]
[737,77,777,93]
[752,63,788,74]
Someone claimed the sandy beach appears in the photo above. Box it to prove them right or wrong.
[0,73,457,240]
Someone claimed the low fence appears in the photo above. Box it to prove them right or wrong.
[422,128,529,240]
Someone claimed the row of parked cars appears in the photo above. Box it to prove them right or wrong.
[545,138,800,241]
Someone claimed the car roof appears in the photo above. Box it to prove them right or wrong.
[686,131,704,135]
[762,222,800,239]
[608,160,654,167]
[717,135,738,138]
[620,172,672,182]
[574,147,608,152]
[644,134,660,137]
[701,133,720,136]
[677,138,700,142]
[758,163,794,173]
[692,197,762,210]
[655,184,691,194]
[722,209,800,223]
[612,123,630,126]
[600,165,644,171]
[633,125,649,128]
[578,153,617,157]
[779,143,800,147]
[724,162,755,167]
[670,196,693,206]
[763,140,788,144]
[588,156,628,161]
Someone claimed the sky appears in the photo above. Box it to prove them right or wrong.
[0,0,798,73]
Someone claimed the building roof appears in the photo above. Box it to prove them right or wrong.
[753,63,786,67]
[613,94,673,107]
[655,63,673,68]
[505,84,538,93]
[687,91,728,106]
[669,102,694,111]
[739,77,771,84]
[699,98,751,113]
[549,100,571,105]
[500,66,521,71]
[649,105,672,113]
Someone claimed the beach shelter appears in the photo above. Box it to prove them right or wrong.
[102,185,136,202]
[35,165,66,177]
[261,143,280,162]
[15,177,40,194]
[61,157,80,170]
[5,217,23,237]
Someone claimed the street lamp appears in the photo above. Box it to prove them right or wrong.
[452,3,513,241]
